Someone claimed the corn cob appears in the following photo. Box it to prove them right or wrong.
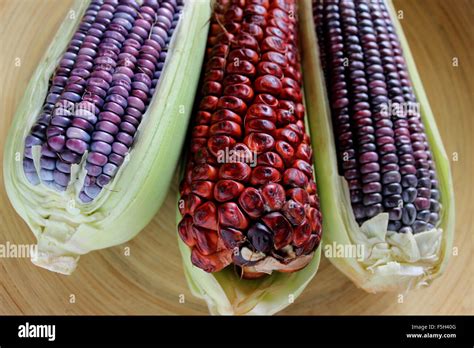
[4,0,211,274]
[25,0,182,201]
[178,0,322,279]
[301,0,454,292]
[314,0,440,233]
[175,0,323,315]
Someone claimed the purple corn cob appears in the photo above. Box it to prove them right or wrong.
[43,0,135,189]
[22,0,184,202]
[23,0,104,186]
[314,0,440,234]
[80,0,183,202]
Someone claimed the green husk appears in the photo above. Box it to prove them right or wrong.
[3,0,212,274]
[300,0,455,292]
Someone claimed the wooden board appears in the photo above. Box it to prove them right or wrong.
[0,0,472,315]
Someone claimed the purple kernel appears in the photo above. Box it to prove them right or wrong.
[24,171,40,185]
[66,127,91,142]
[365,203,383,218]
[132,81,149,92]
[125,106,142,119]
[362,182,382,194]
[41,144,57,158]
[53,76,68,86]
[120,121,137,134]
[103,101,125,116]
[401,174,417,188]
[79,191,93,203]
[383,195,402,208]
[40,169,54,181]
[25,135,42,147]
[46,93,60,104]
[78,47,96,57]
[116,66,134,78]
[91,69,113,83]
[382,171,401,184]
[84,183,101,198]
[85,163,102,176]
[71,118,94,132]
[382,163,399,173]
[53,170,70,186]
[116,4,138,17]
[65,83,84,94]
[417,210,431,223]
[156,15,172,31]
[109,153,124,166]
[56,160,71,174]
[359,151,378,164]
[46,126,64,138]
[48,135,66,152]
[412,220,428,233]
[66,138,88,154]
[106,93,128,109]
[132,25,149,39]
[108,85,129,97]
[402,204,417,225]
[414,197,430,210]
[40,157,56,170]
[102,163,118,177]
[76,100,98,114]
[361,172,380,184]
[113,17,133,31]
[127,96,145,111]
[59,149,81,163]
[23,158,36,172]
[87,85,108,98]
[137,58,155,73]
[97,174,112,187]
[88,152,108,166]
[91,141,112,155]
[24,147,33,159]
[51,116,71,128]
[76,60,94,70]
[134,73,152,87]
[92,130,114,143]
[360,162,379,174]
[389,207,402,221]
[116,132,133,146]
[363,193,382,206]
[70,68,91,79]
[99,111,121,124]
[112,142,128,156]
[95,55,117,67]
[112,73,132,86]
[96,120,119,134]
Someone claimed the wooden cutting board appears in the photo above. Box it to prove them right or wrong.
[0,0,472,315]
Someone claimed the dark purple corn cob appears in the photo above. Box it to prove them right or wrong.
[314,0,440,234]
[22,0,184,202]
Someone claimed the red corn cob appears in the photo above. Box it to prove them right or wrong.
[178,0,322,278]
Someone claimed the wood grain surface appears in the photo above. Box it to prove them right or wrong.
[0,0,472,315]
